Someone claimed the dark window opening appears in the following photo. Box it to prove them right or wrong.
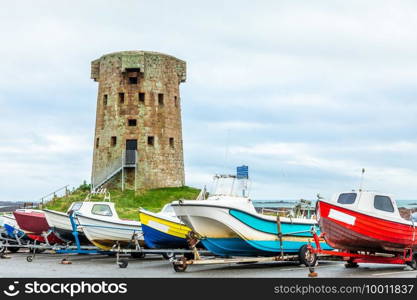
[96,138,99,149]
[174,96,177,107]
[337,193,357,204]
[139,93,145,103]
[158,93,164,106]
[111,136,117,147]
[128,119,137,126]
[129,77,138,84]
[169,137,174,148]
[119,93,125,104]
[147,136,154,146]
[103,94,108,106]
[374,195,394,212]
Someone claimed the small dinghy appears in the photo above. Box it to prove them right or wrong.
[317,191,417,253]
[75,201,144,250]
[13,209,64,244]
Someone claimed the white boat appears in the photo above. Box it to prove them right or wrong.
[172,174,331,258]
[75,201,144,250]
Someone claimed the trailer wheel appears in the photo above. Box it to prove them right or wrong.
[26,256,33,262]
[118,259,129,268]
[8,247,20,253]
[406,255,417,270]
[299,244,317,267]
[131,252,146,259]
[173,257,188,272]
[162,252,175,260]
[345,260,359,268]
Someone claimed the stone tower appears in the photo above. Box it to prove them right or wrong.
[90,50,186,191]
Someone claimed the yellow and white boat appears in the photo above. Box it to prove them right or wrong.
[139,204,192,249]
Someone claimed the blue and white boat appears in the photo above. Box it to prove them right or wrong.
[172,175,331,259]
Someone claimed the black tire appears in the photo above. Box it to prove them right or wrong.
[131,252,146,259]
[345,261,359,268]
[26,256,33,262]
[406,255,417,270]
[118,259,128,268]
[8,247,20,253]
[162,252,175,260]
[298,244,317,267]
[173,262,187,272]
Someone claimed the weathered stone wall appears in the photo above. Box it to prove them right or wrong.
[91,51,186,190]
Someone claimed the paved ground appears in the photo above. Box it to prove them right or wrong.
[1,250,417,278]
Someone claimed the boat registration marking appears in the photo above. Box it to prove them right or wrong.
[148,220,169,233]
[328,209,356,225]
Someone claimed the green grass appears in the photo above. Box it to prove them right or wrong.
[44,186,200,221]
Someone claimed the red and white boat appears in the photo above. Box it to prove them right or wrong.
[317,191,417,254]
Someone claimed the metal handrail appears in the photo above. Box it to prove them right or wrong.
[40,185,70,205]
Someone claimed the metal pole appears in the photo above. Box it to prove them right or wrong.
[121,151,125,191]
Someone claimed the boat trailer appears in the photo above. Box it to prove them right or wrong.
[171,231,317,272]
[0,215,215,268]
[306,228,417,277]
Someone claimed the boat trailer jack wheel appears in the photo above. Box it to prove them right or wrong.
[26,256,33,262]
[118,259,129,269]
[173,257,188,272]
[61,258,72,265]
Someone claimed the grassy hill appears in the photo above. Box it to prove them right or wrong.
[44,185,200,221]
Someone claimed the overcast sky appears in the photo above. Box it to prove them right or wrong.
[1,1,417,201]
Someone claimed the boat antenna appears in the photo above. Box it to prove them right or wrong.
[359,168,365,191]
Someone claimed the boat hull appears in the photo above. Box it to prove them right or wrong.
[43,209,90,244]
[173,202,330,257]
[318,200,417,253]
[76,214,144,250]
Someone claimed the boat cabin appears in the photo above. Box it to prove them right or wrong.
[68,201,119,220]
[330,191,406,221]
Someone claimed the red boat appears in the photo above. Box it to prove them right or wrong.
[317,191,417,254]
[13,209,64,244]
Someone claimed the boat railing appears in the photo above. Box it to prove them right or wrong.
[85,188,111,202]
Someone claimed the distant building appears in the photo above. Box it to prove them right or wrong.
[90,51,186,190]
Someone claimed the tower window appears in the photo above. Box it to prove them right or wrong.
[128,119,137,126]
[111,136,117,147]
[103,94,108,106]
[96,138,100,149]
[169,137,174,148]
[174,96,177,107]
[147,136,154,146]
[129,77,138,84]
[139,92,145,103]
[158,93,164,106]
[119,93,125,104]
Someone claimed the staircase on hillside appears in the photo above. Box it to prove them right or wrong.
[91,150,137,191]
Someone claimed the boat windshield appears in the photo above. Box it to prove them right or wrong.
[208,175,249,198]
[70,202,83,212]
